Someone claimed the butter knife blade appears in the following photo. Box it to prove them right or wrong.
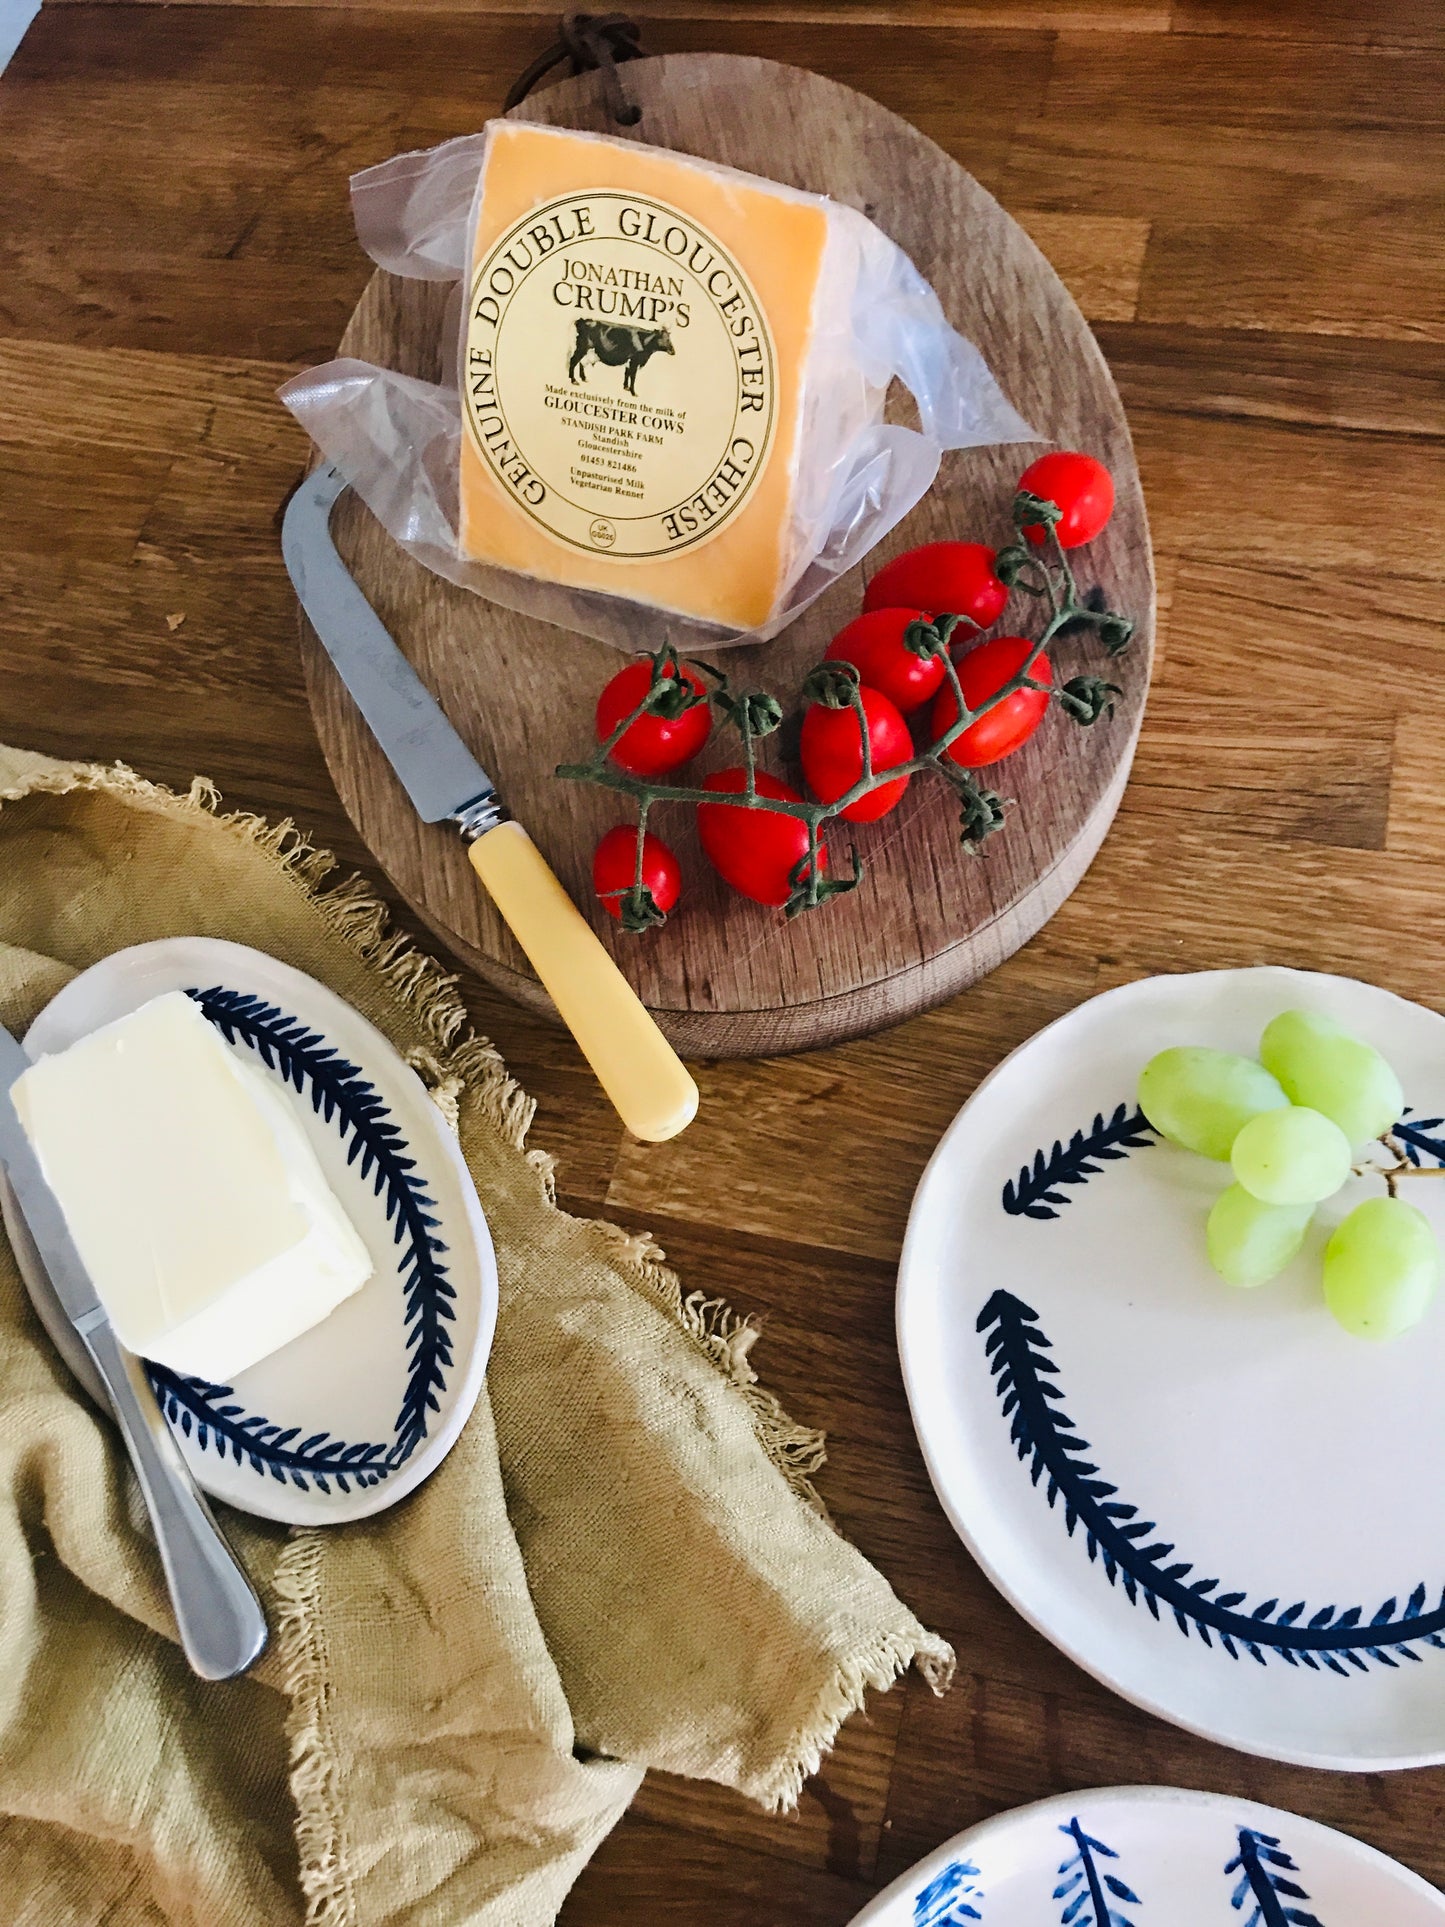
[0,1022,269,1679]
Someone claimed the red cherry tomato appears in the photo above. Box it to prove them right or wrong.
[697,769,826,907]
[862,542,1008,629]
[1017,451,1114,550]
[930,636,1052,769]
[592,825,681,922]
[595,658,710,777]
[800,685,912,822]
[823,608,949,715]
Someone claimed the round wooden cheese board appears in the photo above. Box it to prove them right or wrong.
[299,52,1154,1059]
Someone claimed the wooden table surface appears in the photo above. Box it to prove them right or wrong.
[3,2,1443,1919]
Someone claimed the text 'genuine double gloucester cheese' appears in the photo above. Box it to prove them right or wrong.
[459,121,832,631]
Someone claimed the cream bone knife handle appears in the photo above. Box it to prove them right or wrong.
[468,821,698,1143]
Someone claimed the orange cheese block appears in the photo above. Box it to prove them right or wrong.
[458,121,833,632]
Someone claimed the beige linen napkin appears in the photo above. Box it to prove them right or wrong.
[0,748,951,1927]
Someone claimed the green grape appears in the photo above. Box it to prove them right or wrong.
[1323,1196,1440,1340]
[1230,1105,1352,1205]
[1137,1047,1288,1162]
[1206,1185,1313,1288]
[1259,1008,1403,1150]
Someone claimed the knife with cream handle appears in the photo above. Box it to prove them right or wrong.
[0,1022,269,1681]
[282,464,698,1144]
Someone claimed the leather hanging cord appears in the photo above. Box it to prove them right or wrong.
[503,13,646,126]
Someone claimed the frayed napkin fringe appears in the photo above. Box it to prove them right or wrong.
[754,1629,956,1812]
[272,1530,355,1927]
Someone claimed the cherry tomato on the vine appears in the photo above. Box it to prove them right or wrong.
[862,541,1008,629]
[1016,451,1114,550]
[592,825,681,926]
[800,685,913,822]
[595,658,711,777]
[930,636,1052,769]
[697,769,826,907]
[823,607,949,715]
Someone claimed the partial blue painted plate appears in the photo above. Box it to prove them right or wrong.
[848,1786,1443,1926]
[1,937,497,1525]
[898,967,1445,1770]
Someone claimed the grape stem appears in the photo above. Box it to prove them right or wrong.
[1356,1133,1445,1199]
[555,488,1135,925]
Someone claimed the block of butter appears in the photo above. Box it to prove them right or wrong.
[458,120,836,632]
[12,990,373,1383]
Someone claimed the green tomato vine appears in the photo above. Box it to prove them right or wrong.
[557,488,1136,931]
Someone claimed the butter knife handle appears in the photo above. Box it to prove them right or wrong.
[469,821,698,1143]
[79,1317,269,1680]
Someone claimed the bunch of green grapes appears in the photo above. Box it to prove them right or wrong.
[1138,1011,1440,1340]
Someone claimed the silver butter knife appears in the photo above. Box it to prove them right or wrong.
[283,464,697,1144]
[0,1024,269,1681]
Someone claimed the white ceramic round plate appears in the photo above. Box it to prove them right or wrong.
[899,966,1445,1770]
[1,938,497,1525]
[848,1785,1443,1926]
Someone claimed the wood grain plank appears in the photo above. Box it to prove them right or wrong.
[633,1701,906,1881]
[1138,221,1445,342]
[45,0,1171,25]
[1095,324,1445,438]
[1003,112,1445,228]
[1003,48,1445,343]
[0,336,311,694]
[1130,410,1445,576]
[1385,712,1444,865]
[1013,210,1149,320]
[605,939,1105,1262]
[557,1812,872,1925]
[878,1664,1445,1893]
[1172,0,1445,52]
[0,11,1065,354]
[1047,27,1445,130]
[1129,702,1394,850]
[1159,558,1445,704]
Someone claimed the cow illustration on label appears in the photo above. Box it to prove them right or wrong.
[567,320,676,396]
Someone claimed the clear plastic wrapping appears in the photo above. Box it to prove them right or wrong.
[280,121,1037,650]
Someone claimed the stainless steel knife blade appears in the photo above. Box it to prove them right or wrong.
[0,1025,103,1328]
[282,464,500,826]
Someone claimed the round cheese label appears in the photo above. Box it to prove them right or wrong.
[463,190,779,560]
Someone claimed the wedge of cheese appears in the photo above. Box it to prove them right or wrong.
[458,120,833,631]
[12,991,373,1383]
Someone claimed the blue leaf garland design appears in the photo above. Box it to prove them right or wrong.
[913,1858,984,1925]
[1054,1818,1141,1926]
[147,1367,391,1496]
[1002,1103,1156,1220]
[978,1288,1445,1672]
[1394,1109,1445,1169]
[142,985,457,1493]
[1225,1829,1325,1927]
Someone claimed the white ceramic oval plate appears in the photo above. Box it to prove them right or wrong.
[848,1785,1443,1926]
[1,938,498,1525]
[899,966,1445,1770]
